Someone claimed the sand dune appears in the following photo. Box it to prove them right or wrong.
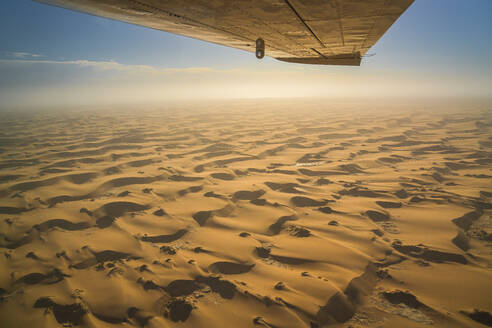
[0,101,491,327]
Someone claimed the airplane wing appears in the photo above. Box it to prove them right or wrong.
[35,0,414,66]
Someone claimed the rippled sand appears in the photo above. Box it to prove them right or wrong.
[0,100,491,328]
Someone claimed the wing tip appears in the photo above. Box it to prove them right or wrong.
[275,54,361,66]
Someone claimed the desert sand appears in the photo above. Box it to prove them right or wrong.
[0,100,491,328]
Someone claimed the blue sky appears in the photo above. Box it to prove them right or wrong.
[0,0,491,109]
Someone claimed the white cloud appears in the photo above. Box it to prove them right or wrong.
[0,51,43,59]
[0,57,214,74]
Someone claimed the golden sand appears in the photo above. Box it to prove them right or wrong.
[0,100,491,327]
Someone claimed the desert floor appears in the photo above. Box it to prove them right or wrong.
[0,100,491,328]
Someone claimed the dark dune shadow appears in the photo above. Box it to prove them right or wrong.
[250,198,268,206]
[460,309,492,327]
[452,209,482,231]
[192,211,213,226]
[16,269,66,285]
[395,189,410,199]
[34,219,91,232]
[0,234,32,249]
[271,169,297,175]
[195,150,235,160]
[338,164,366,174]
[315,178,332,185]
[365,210,390,222]
[194,165,205,173]
[49,144,142,159]
[452,230,470,251]
[167,299,193,322]
[316,292,355,324]
[165,280,201,297]
[210,173,235,181]
[318,133,357,140]
[178,185,202,196]
[99,176,160,189]
[339,188,387,198]
[104,166,122,175]
[94,250,139,262]
[392,241,467,264]
[204,191,225,199]
[264,182,303,194]
[7,173,97,194]
[366,134,407,143]
[317,264,378,325]
[269,215,297,235]
[290,196,327,207]
[141,229,188,243]
[0,174,23,183]
[42,157,103,170]
[232,190,265,201]
[47,194,91,207]
[62,172,98,184]
[153,209,166,217]
[318,206,333,214]
[0,206,31,214]
[376,201,402,209]
[209,261,254,274]
[255,246,314,265]
[97,201,149,217]
[93,312,127,324]
[96,216,115,229]
[168,175,203,182]
[0,159,40,170]
[288,225,311,237]
[195,276,236,299]
[34,297,86,325]
[126,159,153,167]
[378,157,404,164]
[382,290,428,309]
[271,254,315,265]
[298,168,344,177]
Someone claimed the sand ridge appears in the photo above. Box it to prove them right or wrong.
[0,101,491,327]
